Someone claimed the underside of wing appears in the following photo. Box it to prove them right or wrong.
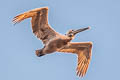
[57,42,92,77]
[13,7,59,44]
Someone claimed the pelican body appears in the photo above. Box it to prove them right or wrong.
[13,7,92,77]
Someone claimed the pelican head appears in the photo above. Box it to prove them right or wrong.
[66,27,90,39]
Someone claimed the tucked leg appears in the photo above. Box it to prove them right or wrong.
[35,49,45,57]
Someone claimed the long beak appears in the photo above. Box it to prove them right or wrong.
[73,27,90,35]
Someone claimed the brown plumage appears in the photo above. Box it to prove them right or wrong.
[58,42,92,77]
[13,7,59,44]
[12,7,93,77]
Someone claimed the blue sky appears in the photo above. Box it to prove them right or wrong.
[1,0,120,80]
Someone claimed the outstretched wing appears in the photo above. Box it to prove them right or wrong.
[12,7,59,44]
[57,42,92,77]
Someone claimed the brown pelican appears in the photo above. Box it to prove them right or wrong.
[12,7,92,77]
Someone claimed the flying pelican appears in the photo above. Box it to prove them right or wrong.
[12,7,92,77]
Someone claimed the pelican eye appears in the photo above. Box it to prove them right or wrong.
[68,34,73,37]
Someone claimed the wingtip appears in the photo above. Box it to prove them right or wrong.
[12,17,18,25]
[12,15,21,25]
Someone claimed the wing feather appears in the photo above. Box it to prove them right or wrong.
[58,42,92,77]
[13,7,59,44]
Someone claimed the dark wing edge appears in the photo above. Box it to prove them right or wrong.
[12,7,59,44]
[57,42,92,77]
